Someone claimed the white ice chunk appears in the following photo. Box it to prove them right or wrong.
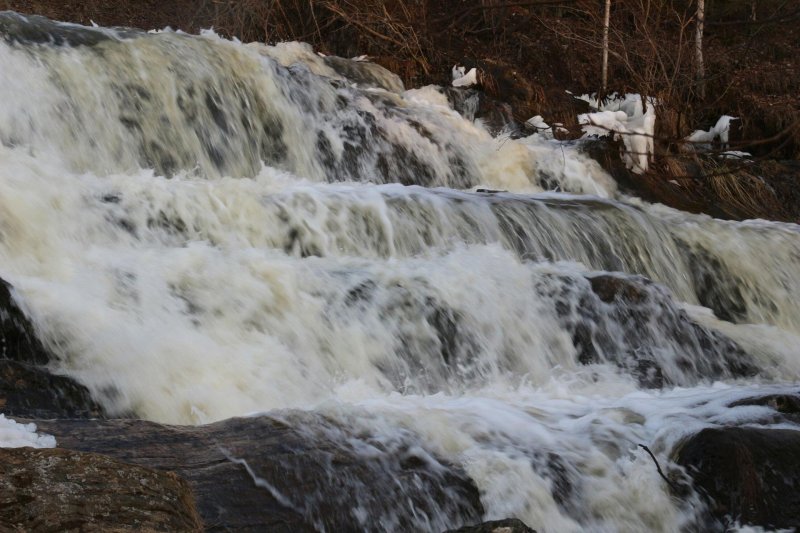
[712,115,738,149]
[720,151,752,159]
[685,115,739,152]
[0,414,56,448]
[525,115,554,139]
[578,94,657,173]
[452,68,479,88]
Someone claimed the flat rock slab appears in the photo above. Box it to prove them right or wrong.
[32,414,483,532]
[0,446,202,532]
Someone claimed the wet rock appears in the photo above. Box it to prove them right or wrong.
[444,87,521,137]
[545,272,756,388]
[32,414,484,532]
[587,273,756,383]
[1,277,104,418]
[444,518,537,533]
[675,427,800,530]
[0,278,51,366]
[0,446,203,531]
[0,359,104,419]
[323,55,405,93]
[729,393,800,424]
[677,243,749,323]
[0,11,140,47]
[342,278,477,391]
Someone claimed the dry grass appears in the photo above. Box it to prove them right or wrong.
[708,166,785,220]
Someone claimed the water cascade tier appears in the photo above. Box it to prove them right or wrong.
[1,12,799,532]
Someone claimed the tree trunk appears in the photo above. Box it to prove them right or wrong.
[695,0,705,99]
[601,0,611,95]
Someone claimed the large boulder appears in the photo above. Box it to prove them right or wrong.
[675,426,800,530]
[32,414,484,532]
[0,446,202,531]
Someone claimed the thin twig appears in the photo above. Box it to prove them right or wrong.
[638,444,680,493]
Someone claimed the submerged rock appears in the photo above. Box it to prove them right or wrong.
[444,87,520,137]
[549,272,756,387]
[32,414,484,532]
[675,426,800,530]
[729,393,800,424]
[323,55,405,93]
[0,10,140,46]
[445,518,537,533]
[0,446,202,531]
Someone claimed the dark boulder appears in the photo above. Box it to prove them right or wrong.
[0,446,203,531]
[444,518,537,533]
[675,427,800,530]
[32,414,484,532]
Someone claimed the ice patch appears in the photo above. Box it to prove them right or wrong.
[452,66,479,88]
[686,115,740,152]
[0,414,56,448]
[577,93,656,174]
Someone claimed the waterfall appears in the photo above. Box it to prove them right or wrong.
[1,12,799,532]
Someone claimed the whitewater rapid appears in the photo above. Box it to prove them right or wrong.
[1,12,799,532]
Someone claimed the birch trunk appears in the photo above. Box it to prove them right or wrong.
[695,0,705,99]
[601,0,611,94]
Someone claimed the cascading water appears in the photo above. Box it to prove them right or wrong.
[1,11,799,532]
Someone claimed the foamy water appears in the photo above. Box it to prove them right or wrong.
[1,12,798,531]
